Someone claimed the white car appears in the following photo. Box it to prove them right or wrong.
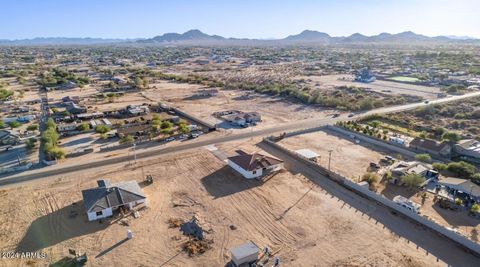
[165,137,175,142]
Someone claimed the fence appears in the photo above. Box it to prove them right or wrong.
[326,125,418,158]
[171,107,216,132]
[262,137,480,256]
[0,162,33,175]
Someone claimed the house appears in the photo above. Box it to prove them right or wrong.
[409,138,452,158]
[227,152,283,179]
[390,161,436,184]
[244,112,261,124]
[454,139,480,160]
[75,112,104,120]
[64,101,87,114]
[57,123,78,133]
[0,130,20,146]
[225,114,246,126]
[81,179,147,221]
[223,111,261,127]
[62,96,80,104]
[126,105,149,116]
[229,241,260,267]
[16,114,36,123]
[355,67,376,83]
[438,177,480,202]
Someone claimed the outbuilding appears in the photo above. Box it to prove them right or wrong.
[229,241,260,267]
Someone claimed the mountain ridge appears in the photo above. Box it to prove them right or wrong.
[1,30,479,45]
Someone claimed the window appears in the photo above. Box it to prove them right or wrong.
[96,211,103,216]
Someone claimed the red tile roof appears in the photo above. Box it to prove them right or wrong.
[228,153,283,171]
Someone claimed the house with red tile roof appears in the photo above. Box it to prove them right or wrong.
[227,152,283,179]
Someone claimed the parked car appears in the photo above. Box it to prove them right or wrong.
[178,134,189,140]
[348,113,355,117]
[165,137,175,142]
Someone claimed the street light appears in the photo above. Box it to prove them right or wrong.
[328,150,333,171]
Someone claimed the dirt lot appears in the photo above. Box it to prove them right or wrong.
[278,130,386,180]
[298,74,441,100]
[0,147,444,267]
[143,80,334,131]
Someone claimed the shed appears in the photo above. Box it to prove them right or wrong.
[295,149,319,160]
[229,241,259,266]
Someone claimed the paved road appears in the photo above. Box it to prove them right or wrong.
[1,91,479,187]
[258,141,480,266]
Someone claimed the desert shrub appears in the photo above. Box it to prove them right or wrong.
[400,173,424,188]
[447,161,476,179]
[432,162,447,171]
[415,153,432,163]
[362,172,379,185]
[95,125,110,134]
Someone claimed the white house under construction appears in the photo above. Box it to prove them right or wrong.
[81,179,147,221]
[227,152,283,179]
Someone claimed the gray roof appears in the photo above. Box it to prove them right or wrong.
[82,180,145,212]
[230,241,259,259]
[439,178,480,198]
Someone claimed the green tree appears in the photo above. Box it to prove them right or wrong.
[77,123,90,131]
[25,138,37,150]
[471,203,480,214]
[95,125,110,134]
[120,135,134,144]
[0,120,4,129]
[400,173,425,188]
[45,118,56,129]
[415,153,432,163]
[470,173,480,184]
[432,162,447,171]
[160,120,173,129]
[27,124,38,131]
[362,172,379,185]
[442,131,461,143]
[8,121,21,128]
[178,123,190,134]
[447,161,476,179]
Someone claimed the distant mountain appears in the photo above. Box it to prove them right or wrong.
[139,29,225,43]
[285,30,331,42]
[1,30,479,46]
[343,33,370,43]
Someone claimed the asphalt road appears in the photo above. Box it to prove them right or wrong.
[1,91,479,187]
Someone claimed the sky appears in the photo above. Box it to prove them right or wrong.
[1,0,479,39]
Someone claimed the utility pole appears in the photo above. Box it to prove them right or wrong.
[328,150,333,171]
[133,143,137,164]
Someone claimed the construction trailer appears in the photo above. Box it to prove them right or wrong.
[229,241,260,266]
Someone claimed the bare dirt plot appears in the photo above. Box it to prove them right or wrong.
[0,148,446,267]
[144,81,333,131]
[278,130,386,180]
[298,74,441,99]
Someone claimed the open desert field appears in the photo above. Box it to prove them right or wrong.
[144,80,333,131]
[298,74,442,99]
[0,147,445,267]
[278,130,387,180]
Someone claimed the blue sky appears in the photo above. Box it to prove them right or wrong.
[2,0,479,39]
